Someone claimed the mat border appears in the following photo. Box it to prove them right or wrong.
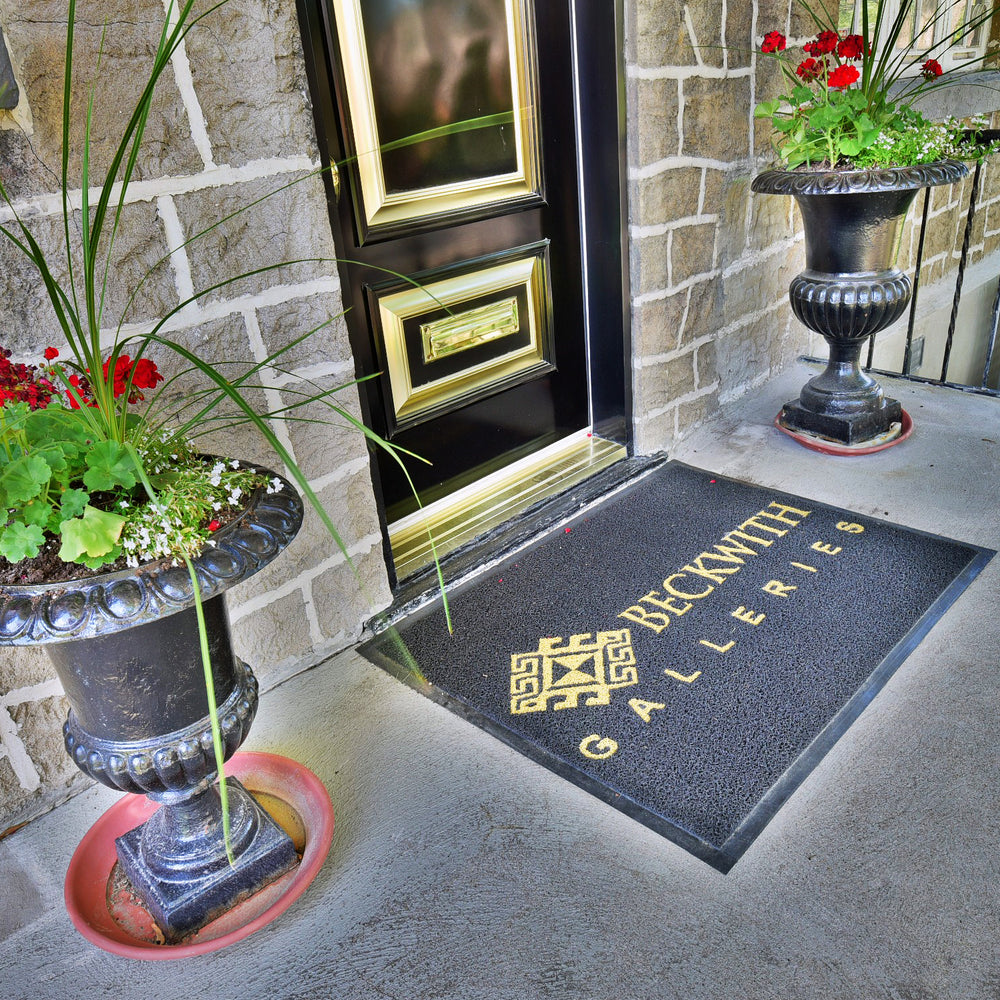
[362,461,996,873]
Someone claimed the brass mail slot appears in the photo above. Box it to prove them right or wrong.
[374,249,553,430]
[421,297,520,363]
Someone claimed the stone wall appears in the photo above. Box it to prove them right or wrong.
[626,0,1000,455]
[2,0,1000,835]
[0,0,390,834]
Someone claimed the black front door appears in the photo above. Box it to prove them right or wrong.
[298,0,627,529]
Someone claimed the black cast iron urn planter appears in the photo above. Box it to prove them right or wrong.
[0,465,304,942]
[752,161,968,445]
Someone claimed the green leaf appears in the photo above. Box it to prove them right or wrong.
[57,504,126,562]
[809,103,849,130]
[754,99,782,118]
[72,544,123,570]
[83,440,138,492]
[20,498,54,528]
[0,521,45,563]
[0,454,52,505]
[58,487,90,521]
[23,405,92,444]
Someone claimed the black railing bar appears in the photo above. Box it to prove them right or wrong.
[940,157,984,381]
[902,186,932,376]
[801,354,1000,398]
[980,274,1000,389]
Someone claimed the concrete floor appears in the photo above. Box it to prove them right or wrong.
[2,365,998,999]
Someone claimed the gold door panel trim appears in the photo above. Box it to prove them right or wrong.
[389,432,627,579]
[421,296,519,363]
[375,251,553,430]
[331,0,542,235]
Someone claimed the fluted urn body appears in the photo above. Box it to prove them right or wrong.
[752,162,968,445]
[0,464,305,942]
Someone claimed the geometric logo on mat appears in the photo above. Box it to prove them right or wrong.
[510,630,638,714]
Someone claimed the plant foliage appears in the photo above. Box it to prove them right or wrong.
[755,0,999,168]
[0,0,449,857]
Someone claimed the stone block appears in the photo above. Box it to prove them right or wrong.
[0,2,201,200]
[633,167,702,227]
[714,316,773,396]
[0,645,56,690]
[633,406,676,456]
[922,209,962,261]
[309,545,393,644]
[695,336,718,388]
[256,292,354,371]
[171,172,338,306]
[1,768,92,839]
[726,3,754,69]
[681,278,722,345]
[632,0,690,68]
[630,76,679,166]
[712,170,751,268]
[681,76,750,161]
[722,262,772,321]
[671,221,717,285]
[636,349,696,413]
[684,1,725,68]
[0,200,173,352]
[633,292,686,356]
[676,389,720,438]
[231,590,314,684]
[185,0,320,168]
[281,387,370,483]
[748,186,795,252]
[635,231,670,296]
[241,466,384,598]
[0,693,88,834]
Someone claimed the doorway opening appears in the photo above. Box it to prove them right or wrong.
[297,0,630,582]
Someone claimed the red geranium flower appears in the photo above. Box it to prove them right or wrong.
[44,346,59,361]
[827,64,860,89]
[99,354,163,403]
[761,30,786,54]
[208,519,221,532]
[130,358,163,391]
[103,355,132,399]
[804,30,839,56]
[921,59,943,79]
[796,58,823,82]
[837,34,865,60]
[66,372,95,409]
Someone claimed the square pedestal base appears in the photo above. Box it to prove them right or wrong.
[115,779,298,942]
[780,396,902,445]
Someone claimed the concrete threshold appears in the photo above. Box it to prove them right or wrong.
[1,365,998,998]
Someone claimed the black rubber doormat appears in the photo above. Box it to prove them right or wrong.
[361,462,993,871]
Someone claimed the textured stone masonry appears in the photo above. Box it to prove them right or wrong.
[1,0,999,834]
[0,0,389,832]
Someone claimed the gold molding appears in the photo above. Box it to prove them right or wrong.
[389,432,628,579]
[332,0,542,232]
[376,253,551,427]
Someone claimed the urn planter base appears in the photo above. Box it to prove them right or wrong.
[779,391,902,444]
[115,778,299,943]
[775,407,913,455]
[64,752,335,958]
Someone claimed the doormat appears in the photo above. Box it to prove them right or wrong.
[361,462,993,872]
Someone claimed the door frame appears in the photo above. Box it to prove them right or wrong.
[295,0,631,567]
